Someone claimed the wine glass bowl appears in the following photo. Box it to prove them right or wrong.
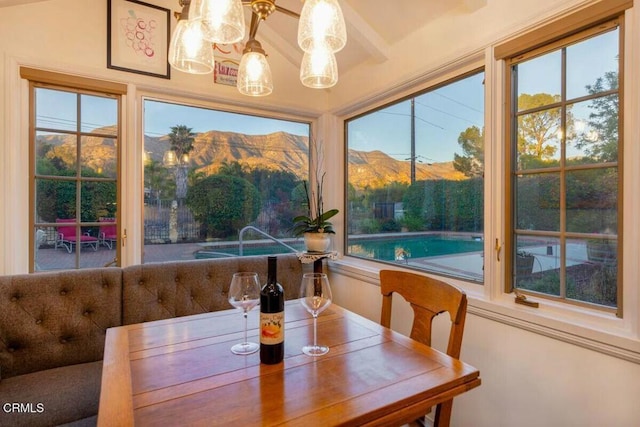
[299,272,332,356]
[228,272,261,355]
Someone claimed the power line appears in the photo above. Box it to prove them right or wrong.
[376,110,445,130]
[414,100,480,126]
[431,91,483,114]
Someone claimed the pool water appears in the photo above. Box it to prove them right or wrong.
[347,235,483,261]
[195,234,483,260]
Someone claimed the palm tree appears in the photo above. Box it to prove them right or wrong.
[167,125,195,201]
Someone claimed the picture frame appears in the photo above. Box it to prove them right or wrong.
[107,0,171,79]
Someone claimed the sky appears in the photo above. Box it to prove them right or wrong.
[347,71,485,163]
[143,100,310,138]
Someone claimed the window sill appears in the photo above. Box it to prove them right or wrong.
[329,256,640,364]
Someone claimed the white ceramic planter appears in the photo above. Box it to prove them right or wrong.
[303,232,331,252]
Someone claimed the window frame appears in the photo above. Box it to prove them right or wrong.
[23,68,124,271]
[134,91,315,265]
[503,18,624,314]
[343,67,486,283]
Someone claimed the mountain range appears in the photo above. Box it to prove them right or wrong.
[40,129,466,190]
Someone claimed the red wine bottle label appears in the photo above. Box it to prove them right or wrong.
[260,312,284,345]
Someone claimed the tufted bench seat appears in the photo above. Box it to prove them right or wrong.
[0,254,303,427]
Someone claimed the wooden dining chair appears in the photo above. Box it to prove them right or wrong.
[379,269,468,427]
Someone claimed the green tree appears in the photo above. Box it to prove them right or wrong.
[168,125,196,200]
[517,93,568,161]
[186,174,261,238]
[187,167,206,188]
[144,159,174,206]
[368,181,408,203]
[246,167,300,235]
[576,71,619,162]
[453,125,484,177]
[218,160,246,177]
[168,125,196,162]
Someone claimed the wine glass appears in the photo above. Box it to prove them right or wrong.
[228,272,261,355]
[299,272,332,356]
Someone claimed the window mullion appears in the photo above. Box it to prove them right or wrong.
[559,47,568,300]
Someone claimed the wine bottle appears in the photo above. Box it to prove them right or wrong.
[260,256,285,364]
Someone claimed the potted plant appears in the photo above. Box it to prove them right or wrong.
[292,173,339,252]
[515,249,535,277]
[586,237,617,265]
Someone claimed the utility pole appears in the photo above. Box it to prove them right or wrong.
[410,98,416,183]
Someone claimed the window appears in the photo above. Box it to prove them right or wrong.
[142,99,310,263]
[30,82,121,271]
[345,71,485,282]
[505,21,622,312]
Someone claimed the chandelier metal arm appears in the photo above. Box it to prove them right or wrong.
[274,5,300,19]
[248,11,261,41]
[240,1,300,20]
[242,0,301,50]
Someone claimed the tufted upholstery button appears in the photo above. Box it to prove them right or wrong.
[175,277,180,283]
[207,274,212,280]
[139,280,144,285]
[83,310,91,316]
[8,347,15,353]
[35,319,42,325]
[60,338,67,344]
[158,298,162,303]
[10,296,17,302]
[60,290,67,296]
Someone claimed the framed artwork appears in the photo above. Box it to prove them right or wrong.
[107,0,171,79]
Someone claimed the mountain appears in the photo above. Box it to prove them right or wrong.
[145,130,308,178]
[347,150,465,189]
[39,129,466,189]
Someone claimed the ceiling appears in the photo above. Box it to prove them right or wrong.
[0,0,487,76]
[252,0,482,76]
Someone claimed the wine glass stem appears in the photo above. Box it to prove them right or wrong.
[243,311,248,345]
[313,313,318,347]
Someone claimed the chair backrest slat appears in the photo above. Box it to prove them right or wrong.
[56,218,77,238]
[379,269,468,427]
[99,217,117,236]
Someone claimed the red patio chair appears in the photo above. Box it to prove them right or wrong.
[99,218,117,249]
[55,218,98,253]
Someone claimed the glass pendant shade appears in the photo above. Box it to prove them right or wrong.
[237,49,273,96]
[194,0,246,44]
[300,46,338,88]
[168,19,214,74]
[297,0,347,53]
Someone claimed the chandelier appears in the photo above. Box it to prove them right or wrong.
[168,0,347,97]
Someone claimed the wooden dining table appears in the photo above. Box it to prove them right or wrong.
[98,300,480,426]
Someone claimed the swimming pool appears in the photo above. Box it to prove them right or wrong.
[195,234,483,260]
[348,235,483,261]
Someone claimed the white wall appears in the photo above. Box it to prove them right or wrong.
[329,271,640,427]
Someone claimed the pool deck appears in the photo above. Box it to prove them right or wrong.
[35,238,593,286]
